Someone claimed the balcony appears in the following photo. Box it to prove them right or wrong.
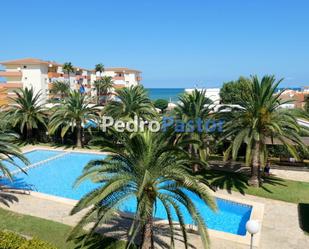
[0,82,23,89]
[136,76,142,81]
[113,76,125,81]
[48,72,63,78]
[0,71,22,77]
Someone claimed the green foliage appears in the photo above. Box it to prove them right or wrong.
[19,238,57,249]
[50,81,70,99]
[174,89,214,167]
[0,132,29,179]
[93,76,113,104]
[94,63,104,73]
[220,75,308,184]
[103,85,157,120]
[63,62,75,75]
[69,131,215,249]
[0,231,57,249]
[219,76,251,104]
[154,98,168,113]
[6,87,46,141]
[0,230,26,249]
[73,234,137,249]
[48,91,98,147]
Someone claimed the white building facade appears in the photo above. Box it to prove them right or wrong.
[0,58,141,105]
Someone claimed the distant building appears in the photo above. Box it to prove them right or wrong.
[185,88,220,104]
[278,89,306,109]
[0,58,141,105]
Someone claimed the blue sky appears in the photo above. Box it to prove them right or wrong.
[0,0,308,88]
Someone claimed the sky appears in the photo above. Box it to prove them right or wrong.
[0,0,308,88]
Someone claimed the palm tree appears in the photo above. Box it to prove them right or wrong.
[103,85,157,120]
[93,76,113,105]
[63,62,75,85]
[221,75,307,187]
[7,87,46,141]
[68,131,216,249]
[175,89,214,171]
[48,91,98,147]
[0,132,29,180]
[50,80,70,100]
[94,63,104,76]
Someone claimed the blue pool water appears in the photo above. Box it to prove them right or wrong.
[2,150,63,173]
[1,150,251,236]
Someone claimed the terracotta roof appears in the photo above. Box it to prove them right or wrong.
[0,58,94,72]
[0,58,57,66]
[104,67,141,73]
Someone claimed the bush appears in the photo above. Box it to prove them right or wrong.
[154,99,168,113]
[19,238,57,249]
[0,231,57,249]
[0,230,26,249]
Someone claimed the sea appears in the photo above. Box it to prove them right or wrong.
[146,88,184,102]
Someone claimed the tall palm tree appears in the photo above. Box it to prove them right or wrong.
[63,62,75,85]
[48,91,98,147]
[93,76,113,105]
[103,85,157,120]
[50,80,70,100]
[7,87,46,141]
[174,89,214,171]
[221,75,307,187]
[94,63,104,76]
[68,131,216,249]
[0,132,28,180]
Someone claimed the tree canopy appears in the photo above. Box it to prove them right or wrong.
[154,98,168,113]
[219,76,251,104]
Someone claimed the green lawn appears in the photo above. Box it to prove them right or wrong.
[0,208,75,249]
[202,170,309,204]
[0,208,134,249]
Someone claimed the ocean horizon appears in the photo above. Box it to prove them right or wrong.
[146,88,184,102]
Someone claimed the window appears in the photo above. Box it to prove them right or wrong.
[23,65,27,69]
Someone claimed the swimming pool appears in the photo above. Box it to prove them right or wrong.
[1,149,252,236]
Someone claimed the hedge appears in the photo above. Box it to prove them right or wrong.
[0,230,57,249]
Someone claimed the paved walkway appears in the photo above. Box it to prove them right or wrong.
[209,160,309,183]
[0,190,308,249]
[271,169,309,182]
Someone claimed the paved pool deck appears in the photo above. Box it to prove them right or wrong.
[0,189,308,249]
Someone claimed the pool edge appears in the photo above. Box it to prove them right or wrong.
[28,189,264,248]
[21,146,265,248]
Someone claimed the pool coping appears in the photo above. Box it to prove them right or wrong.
[20,146,265,248]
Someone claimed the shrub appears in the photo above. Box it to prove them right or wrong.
[19,238,57,249]
[154,99,168,113]
[0,230,26,249]
[0,231,57,249]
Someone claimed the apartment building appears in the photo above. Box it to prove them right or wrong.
[0,58,141,105]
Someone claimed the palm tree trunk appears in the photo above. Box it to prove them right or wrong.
[27,126,32,141]
[76,121,82,147]
[248,141,260,187]
[141,214,154,249]
[188,144,199,172]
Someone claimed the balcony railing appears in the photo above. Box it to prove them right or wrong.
[0,82,23,88]
[113,76,125,81]
[48,72,63,78]
[0,71,22,77]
